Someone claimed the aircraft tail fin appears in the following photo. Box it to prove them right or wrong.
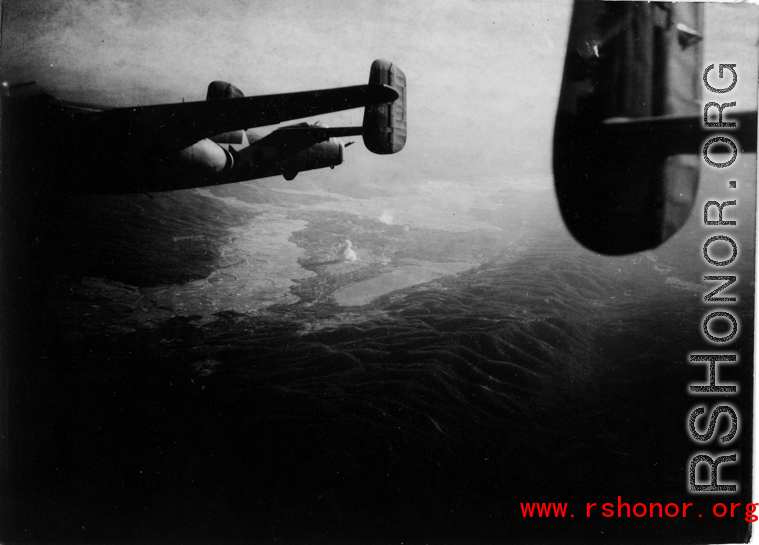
[362,59,407,154]
[553,1,705,255]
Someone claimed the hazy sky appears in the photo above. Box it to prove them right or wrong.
[2,1,758,189]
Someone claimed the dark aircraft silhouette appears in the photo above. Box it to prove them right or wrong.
[2,2,756,256]
[2,59,406,195]
[553,2,757,254]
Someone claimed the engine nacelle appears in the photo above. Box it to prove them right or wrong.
[176,138,233,174]
[279,138,344,180]
[206,80,244,101]
[147,138,234,191]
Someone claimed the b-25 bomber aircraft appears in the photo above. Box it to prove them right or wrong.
[2,59,406,195]
[4,1,758,256]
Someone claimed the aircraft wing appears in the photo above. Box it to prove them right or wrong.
[4,59,406,194]
[67,83,399,157]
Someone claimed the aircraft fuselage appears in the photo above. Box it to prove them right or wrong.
[4,94,345,195]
